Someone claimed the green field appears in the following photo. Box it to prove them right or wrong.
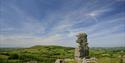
[0,45,124,63]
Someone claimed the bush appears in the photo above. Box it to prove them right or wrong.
[8,53,19,59]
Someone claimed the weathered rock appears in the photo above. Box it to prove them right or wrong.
[82,57,97,63]
[55,32,91,63]
[75,48,80,59]
[75,32,89,59]
[55,59,65,63]
[26,61,37,63]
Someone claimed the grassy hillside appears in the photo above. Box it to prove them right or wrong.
[0,45,74,63]
[0,45,124,63]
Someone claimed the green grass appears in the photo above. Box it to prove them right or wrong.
[0,45,124,63]
[97,57,121,63]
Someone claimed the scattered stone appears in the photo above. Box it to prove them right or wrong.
[82,57,97,63]
[55,59,65,63]
[55,32,97,63]
[26,61,37,63]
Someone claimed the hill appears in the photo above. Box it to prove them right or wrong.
[0,45,124,63]
[0,45,74,63]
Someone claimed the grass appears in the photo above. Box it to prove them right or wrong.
[0,45,124,63]
[97,57,121,63]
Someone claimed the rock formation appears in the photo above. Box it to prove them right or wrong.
[55,32,97,63]
[75,32,89,62]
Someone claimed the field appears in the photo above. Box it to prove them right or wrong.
[0,45,124,63]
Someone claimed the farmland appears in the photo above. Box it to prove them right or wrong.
[0,45,124,63]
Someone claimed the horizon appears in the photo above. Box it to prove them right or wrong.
[0,0,125,47]
[0,45,125,48]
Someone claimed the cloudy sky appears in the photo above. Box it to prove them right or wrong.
[0,0,125,47]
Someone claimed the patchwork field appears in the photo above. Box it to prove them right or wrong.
[0,45,124,63]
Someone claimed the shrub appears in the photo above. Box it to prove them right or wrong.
[8,53,19,59]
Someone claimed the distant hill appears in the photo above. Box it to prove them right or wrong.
[0,45,74,63]
[0,45,124,63]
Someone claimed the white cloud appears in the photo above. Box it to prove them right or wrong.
[0,34,64,47]
[89,33,125,47]
[0,0,124,47]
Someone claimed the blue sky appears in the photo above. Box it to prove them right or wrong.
[0,0,125,47]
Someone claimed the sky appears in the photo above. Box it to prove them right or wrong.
[0,0,125,47]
